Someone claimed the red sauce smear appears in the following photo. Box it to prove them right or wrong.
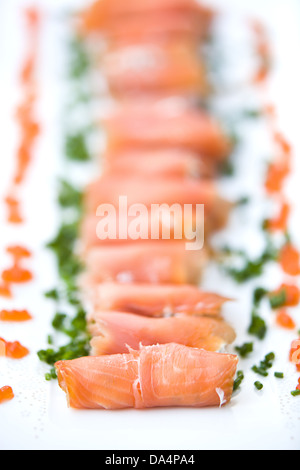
[0,337,29,359]
[265,201,290,233]
[279,243,300,277]
[5,195,24,224]
[4,7,41,223]
[269,283,300,308]
[290,339,300,372]
[0,283,12,298]
[2,263,33,284]
[0,386,14,404]
[6,245,32,261]
[265,158,291,194]
[251,19,272,85]
[0,309,32,322]
[276,309,296,330]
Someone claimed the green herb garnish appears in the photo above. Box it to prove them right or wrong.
[65,132,90,162]
[274,372,284,379]
[235,342,253,358]
[224,240,278,283]
[233,370,244,391]
[269,288,287,309]
[291,390,300,397]
[58,179,83,210]
[252,352,275,377]
[68,36,90,79]
[248,310,267,340]
[254,381,263,390]
[253,287,268,307]
[44,288,61,302]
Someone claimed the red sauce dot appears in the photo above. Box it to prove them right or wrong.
[6,245,32,261]
[0,283,12,298]
[0,386,14,404]
[265,201,290,233]
[276,310,296,330]
[0,309,32,322]
[269,284,300,307]
[0,337,29,359]
[2,264,33,284]
[279,243,300,276]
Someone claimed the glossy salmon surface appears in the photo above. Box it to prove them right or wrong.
[88,311,236,355]
[55,343,238,409]
[86,282,230,317]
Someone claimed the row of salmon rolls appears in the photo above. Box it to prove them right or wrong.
[55,0,239,410]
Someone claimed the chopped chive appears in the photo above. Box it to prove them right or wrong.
[45,368,57,381]
[233,370,244,391]
[265,352,275,363]
[47,335,53,345]
[242,109,262,119]
[44,288,60,301]
[236,196,250,206]
[252,365,269,377]
[224,240,278,283]
[65,132,90,162]
[248,310,267,340]
[254,381,263,390]
[235,342,253,358]
[253,287,268,306]
[274,372,284,379]
[269,289,287,309]
[252,352,275,377]
[291,390,300,397]
[58,179,83,209]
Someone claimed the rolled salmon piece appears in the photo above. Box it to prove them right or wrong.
[101,149,216,179]
[83,175,231,229]
[90,11,214,45]
[101,98,232,160]
[81,240,208,285]
[100,40,209,98]
[88,311,236,355]
[80,0,215,42]
[85,282,231,317]
[55,343,238,409]
[81,176,232,249]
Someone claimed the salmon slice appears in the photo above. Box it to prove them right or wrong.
[56,352,139,410]
[82,175,231,248]
[102,149,215,179]
[80,0,215,39]
[88,311,236,355]
[84,174,217,210]
[81,240,208,285]
[93,11,213,45]
[102,98,232,159]
[101,41,208,98]
[84,175,231,229]
[55,343,238,409]
[80,211,205,251]
[86,282,230,317]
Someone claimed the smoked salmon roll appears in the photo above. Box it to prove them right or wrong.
[81,240,208,285]
[84,282,231,317]
[91,11,213,46]
[102,98,232,160]
[55,343,238,409]
[88,311,236,355]
[101,149,216,179]
[101,40,208,98]
[81,175,231,248]
[80,0,215,42]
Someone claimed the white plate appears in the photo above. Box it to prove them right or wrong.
[0,0,300,451]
